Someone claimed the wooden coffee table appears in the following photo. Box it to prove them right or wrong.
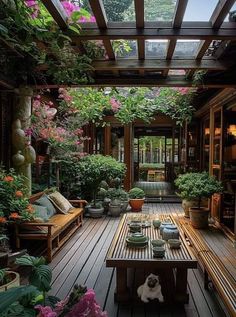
[106,213,197,303]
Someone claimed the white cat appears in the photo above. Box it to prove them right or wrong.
[137,273,164,303]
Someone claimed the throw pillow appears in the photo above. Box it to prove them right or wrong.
[34,194,56,218]
[32,204,50,222]
[48,191,73,214]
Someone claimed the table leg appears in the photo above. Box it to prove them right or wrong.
[175,268,189,304]
[114,267,130,302]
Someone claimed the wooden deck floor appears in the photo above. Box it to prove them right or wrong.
[49,203,227,317]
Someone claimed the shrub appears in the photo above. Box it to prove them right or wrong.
[77,155,126,206]
[175,172,223,208]
[128,187,145,199]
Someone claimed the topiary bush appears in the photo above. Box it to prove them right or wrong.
[128,187,145,199]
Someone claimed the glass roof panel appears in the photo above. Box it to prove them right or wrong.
[173,40,200,58]
[103,0,135,21]
[168,70,186,75]
[112,40,137,58]
[183,0,218,21]
[144,0,177,21]
[145,40,168,58]
[224,3,236,22]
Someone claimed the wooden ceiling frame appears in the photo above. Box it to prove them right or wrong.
[5,0,235,87]
[191,0,236,79]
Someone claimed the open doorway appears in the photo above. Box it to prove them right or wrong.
[134,127,180,200]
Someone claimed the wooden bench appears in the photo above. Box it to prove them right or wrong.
[15,192,87,262]
[177,218,236,317]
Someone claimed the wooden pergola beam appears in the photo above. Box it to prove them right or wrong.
[76,28,236,40]
[214,40,231,58]
[134,0,145,60]
[89,0,107,28]
[211,0,236,28]
[88,0,115,60]
[92,59,229,71]
[166,1,188,76]
[196,40,212,59]
[173,0,188,28]
[41,0,68,29]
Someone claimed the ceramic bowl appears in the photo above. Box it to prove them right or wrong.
[151,239,165,247]
[129,232,147,243]
[168,239,181,249]
[129,223,141,233]
[152,219,161,228]
[152,246,165,258]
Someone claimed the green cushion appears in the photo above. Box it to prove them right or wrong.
[34,194,56,218]
[32,204,50,222]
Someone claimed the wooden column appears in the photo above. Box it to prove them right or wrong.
[104,125,111,155]
[124,124,133,191]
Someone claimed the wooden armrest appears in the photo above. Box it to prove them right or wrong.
[18,222,56,227]
[69,199,88,207]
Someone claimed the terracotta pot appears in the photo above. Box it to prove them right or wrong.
[129,199,145,212]
[182,199,198,218]
[189,207,210,229]
[0,271,20,292]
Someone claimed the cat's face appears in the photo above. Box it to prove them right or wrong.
[146,273,159,288]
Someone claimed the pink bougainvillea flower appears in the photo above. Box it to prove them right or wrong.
[90,16,96,22]
[35,305,57,317]
[110,98,121,113]
[25,128,33,136]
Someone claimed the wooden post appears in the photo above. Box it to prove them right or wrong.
[124,124,133,191]
[104,125,111,155]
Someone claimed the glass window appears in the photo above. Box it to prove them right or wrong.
[103,0,135,22]
[168,70,186,76]
[183,0,218,21]
[112,40,137,58]
[145,40,168,58]
[213,110,221,165]
[173,40,200,58]
[144,0,177,21]
[68,1,96,23]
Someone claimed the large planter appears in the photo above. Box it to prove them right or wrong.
[109,204,121,217]
[129,198,145,212]
[0,271,20,292]
[87,206,104,218]
[189,207,210,229]
[182,199,198,218]
[121,200,129,212]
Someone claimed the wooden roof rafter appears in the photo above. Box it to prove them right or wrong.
[41,0,68,29]
[165,0,188,78]
[134,0,145,61]
[89,0,115,60]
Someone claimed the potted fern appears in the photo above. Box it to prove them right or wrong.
[128,187,145,212]
[177,172,222,228]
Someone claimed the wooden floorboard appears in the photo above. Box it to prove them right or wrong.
[50,203,228,317]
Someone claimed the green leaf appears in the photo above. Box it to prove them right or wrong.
[0,24,8,34]
[68,25,81,35]
[0,285,37,312]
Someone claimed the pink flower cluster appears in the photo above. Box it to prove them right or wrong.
[61,1,96,22]
[110,98,121,113]
[35,289,107,317]
[174,87,190,95]
[58,88,73,103]
[24,0,39,18]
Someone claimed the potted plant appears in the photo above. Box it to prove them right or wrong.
[77,155,126,218]
[175,173,198,217]
[177,172,222,229]
[0,269,20,292]
[128,187,145,212]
